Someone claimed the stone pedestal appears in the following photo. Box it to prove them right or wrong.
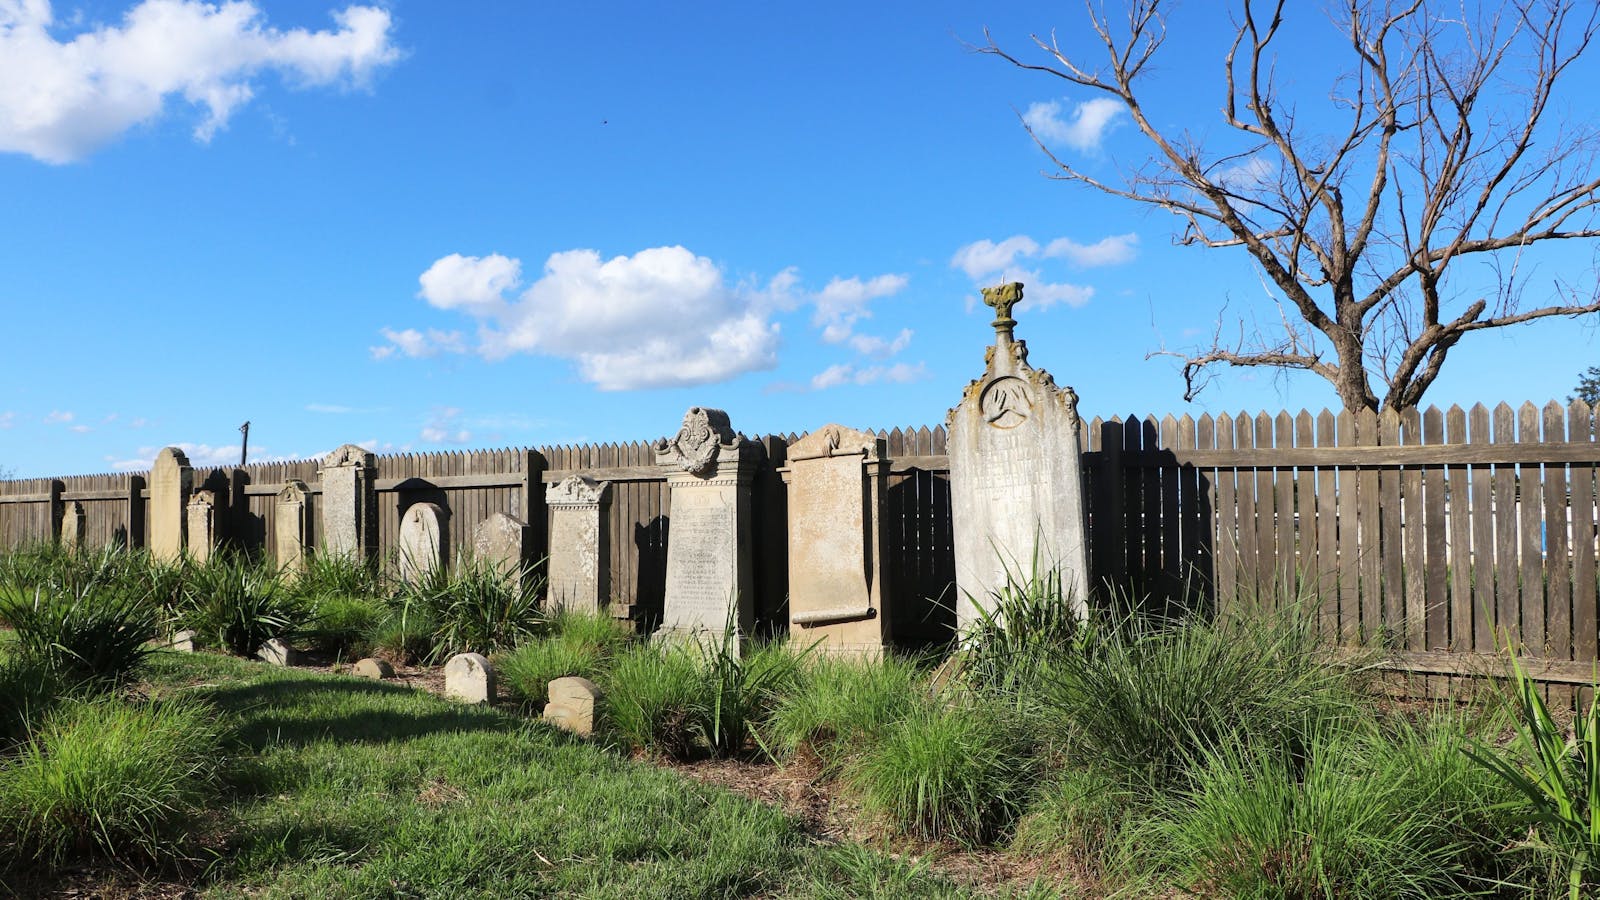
[947,282,1090,632]
[148,447,193,563]
[186,490,217,563]
[473,512,529,592]
[59,501,85,553]
[779,424,891,657]
[399,501,446,585]
[652,407,755,650]
[319,444,377,563]
[275,480,310,577]
[547,476,611,613]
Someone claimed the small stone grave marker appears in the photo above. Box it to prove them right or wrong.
[257,638,300,667]
[444,652,495,704]
[543,675,602,736]
[352,657,394,680]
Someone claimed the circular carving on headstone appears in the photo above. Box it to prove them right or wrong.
[979,376,1033,429]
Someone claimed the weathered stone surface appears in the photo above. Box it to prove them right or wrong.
[779,424,891,657]
[257,638,300,667]
[399,502,447,584]
[319,444,376,563]
[472,512,528,591]
[444,652,495,704]
[547,477,610,613]
[275,480,310,577]
[543,675,602,736]
[59,501,85,553]
[165,629,196,653]
[947,283,1090,632]
[352,657,394,679]
[186,490,217,563]
[148,447,193,563]
[652,407,755,651]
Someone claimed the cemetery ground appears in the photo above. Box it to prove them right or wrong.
[2,547,1599,898]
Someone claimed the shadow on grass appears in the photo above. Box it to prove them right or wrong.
[195,674,523,750]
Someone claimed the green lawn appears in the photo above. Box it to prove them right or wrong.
[112,651,1017,899]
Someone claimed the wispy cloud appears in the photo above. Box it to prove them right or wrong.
[44,410,74,424]
[809,362,929,391]
[420,407,471,445]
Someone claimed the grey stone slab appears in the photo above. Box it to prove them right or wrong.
[399,501,446,585]
[547,477,610,613]
[186,489,217,564]
[148,447,192,563]
[946,282,1090,633]
[275,480,310,577]
[319,444,376,563]
[779,424,891,657]
[59,501,84,553]
[472,512,528,592]
[651,407,755,652]
[352,657,394,679]
[444,652,495,704]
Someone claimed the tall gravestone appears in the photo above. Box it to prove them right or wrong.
[275,480,310,577]
[779,424,892,656]
[399,501,446,584]
[547,476,611,613]
[148,447,193,562]
[472,512,529,592]
[653,407,755,648]
[320,444,376,563]
[59,501,85,553]
[947,282,1090,631]
[186,489,217,563]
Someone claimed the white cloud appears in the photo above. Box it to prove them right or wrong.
[1022,97,1124,152]
[848,328,913,359]
[809,362,929,391]
[1215,155,1275,191]
[0,1,401,164]
[69,424,91,434]
[1043,233,1139,268]
[812,273,908,341]
[370,326,465,360]
[420,406,471,444]
[44,410,73,423]
[0,411,13,429]
[950,235,1039,281]
[109,441,250,471]
[1007,269,1096,310]
[397,246,791,391]
[306,403,352,414]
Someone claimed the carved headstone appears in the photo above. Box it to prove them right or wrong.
[275,480,310,577]
[472,512,528,591]
[59,501,85,553]
[653,407,756,650]
[444,652,495,704]
[148,447,193,562]
[399,502,447,585]
[186,489,217,563]
[547,476,611,613]
[947,283,1090,632]
[319,444,376,563]
[779,424,891,657]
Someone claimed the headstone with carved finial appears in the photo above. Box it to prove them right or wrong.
[946,282,1090,634]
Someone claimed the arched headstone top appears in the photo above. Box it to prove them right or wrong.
[153,446,192,472]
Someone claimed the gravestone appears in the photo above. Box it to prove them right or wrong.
[275,480,310,577]
[543,675,602,736]
[320,444,376,563]
[186,490,217,563]
[547,476,611,613]
[59,501,85,553]
[148,447,193,562]
[472,512,528,591]
[947,282,1090,632]
[352,657,394,680]
[444,652,495,704]
[165,629,196,653]
[399,502,447,584]
[652,407,756,649]
[779,424,891,656]
[257,638,301,667]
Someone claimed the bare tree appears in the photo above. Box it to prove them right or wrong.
[982,0,1600,412]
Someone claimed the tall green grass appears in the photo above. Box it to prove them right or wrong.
[0,547,161,690]
[179,554,300,656]
[0,696,221,866]
[763,653,924,767]
[497,610,635,707]
[396,556,547,660]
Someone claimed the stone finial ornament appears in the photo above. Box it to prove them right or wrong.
[982,281,1023,339]
[547,475,611,505]
[656,406,738,476]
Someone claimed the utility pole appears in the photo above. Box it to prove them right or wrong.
[239,421,250,467]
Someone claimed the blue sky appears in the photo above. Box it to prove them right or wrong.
[2,0,1597,478]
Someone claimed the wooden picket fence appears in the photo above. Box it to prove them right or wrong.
[3,401,1598,681]
[1082,400,1600,686]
